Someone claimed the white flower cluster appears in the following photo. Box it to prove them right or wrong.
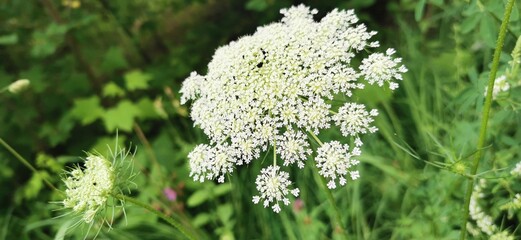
[468,179,497,236]
[468,178,517,239]
[484,75,510,100]
[252,166,300,213]
[59,143,137,232]
[63,155,115,223]
[315,141,360,189]
[181,5,407,212]
[510,161,521,176]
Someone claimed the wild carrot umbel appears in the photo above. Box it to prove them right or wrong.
[459,0,516,239]
[55,139,195,239]
[180,4,407,218]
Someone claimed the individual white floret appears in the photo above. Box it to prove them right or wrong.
[252,166,300,213]
[277,130,312,168]
[333,103,378,137]
[179,72,206,104]
[484,75,510,100]
[360,48,407,90]
[315,141,360,189]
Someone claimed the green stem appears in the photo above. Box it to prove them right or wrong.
[308,131,348,239]
[459,0,515,239]
[113,193,196,240]
[0,137,61,194]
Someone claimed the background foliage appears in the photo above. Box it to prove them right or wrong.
[1,0,520,239]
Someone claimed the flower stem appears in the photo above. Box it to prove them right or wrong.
[308,131,348,239]
[112,193,196,240]
[0,137,61,194]
[459,0,515,239]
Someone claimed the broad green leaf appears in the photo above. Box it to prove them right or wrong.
[0,34,18,45]
[124,70,152,91]
[217,204,233,223]
[70,96,104,125]
[192,213,211,227]
[103,82,125,97]
[480,15,497,48]
[38,114,74,147]
[102,100,139,132]
[31,23,68,57]
[213,183,232,197]
[135,97,161,119]
[187,189,210,207]
[101,47,129,73]
[460,14,481,34]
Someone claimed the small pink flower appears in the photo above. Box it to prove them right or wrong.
[163,187,177,201]
[293,198,304,212]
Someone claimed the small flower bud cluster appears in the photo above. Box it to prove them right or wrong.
[181,5,407,212]
[7,79,30,94]
[59,143,137,235]
[63,155,115,223]
[469,179,497,235]
[484,75,510,100]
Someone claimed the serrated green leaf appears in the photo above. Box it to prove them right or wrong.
[70,96,104,125]
[102,100,139,132]
[103,82,125,97]
[187,189,210,207]
[124,70,152,91]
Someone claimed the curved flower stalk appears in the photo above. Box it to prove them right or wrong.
[181,5,407,212]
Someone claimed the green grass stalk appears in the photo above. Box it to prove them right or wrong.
[0,137,61,194]
[459,0,515,238]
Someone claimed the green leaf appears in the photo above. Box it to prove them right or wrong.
[245,0,268,12]
[213,183,232,197]
[38,114,75,147]
[102,100,139,132]
[414,0,426,22]
[187,189,210,207]
[0,34,18,45]
[135,97,160,119]
[101,47,129,73]
[460,14,481,34]
[480,15,497,48]
[124,70,152,91]
[19,66,46,93]
[70,96,104,125]
[217,204,233,223]
[192,213,211,227]
[103,82,125,97]
[31,23,68,57]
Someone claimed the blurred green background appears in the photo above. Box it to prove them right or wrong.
[1,0,521,239]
